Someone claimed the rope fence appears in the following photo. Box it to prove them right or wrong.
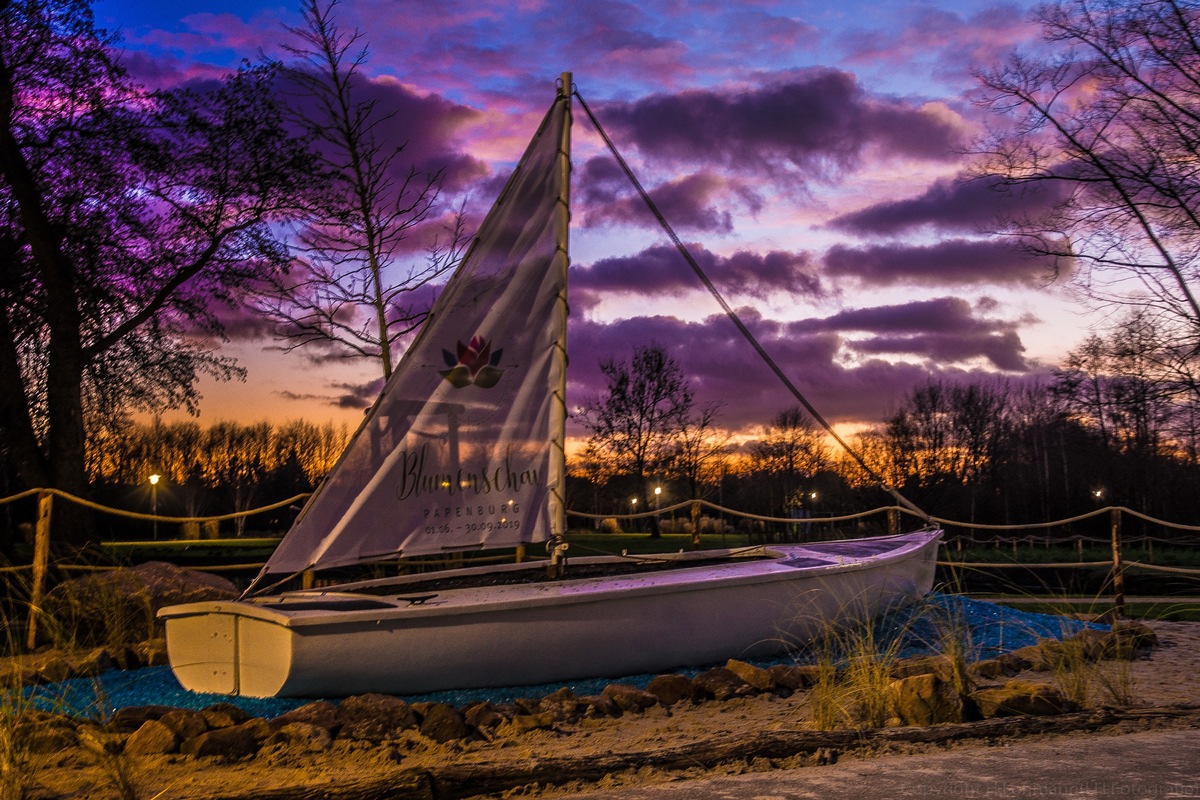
[5,490,1200,647]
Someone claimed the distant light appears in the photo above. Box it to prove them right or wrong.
[654,487,662,496]
[149,474,160,485]
[630,497,637,505]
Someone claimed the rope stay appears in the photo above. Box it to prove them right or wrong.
[572,89,932,525]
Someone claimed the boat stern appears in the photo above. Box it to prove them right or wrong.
[159,602,296,697]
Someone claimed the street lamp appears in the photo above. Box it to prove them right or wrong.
[149,474,160,539]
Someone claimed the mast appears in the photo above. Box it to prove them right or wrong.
[547,72,572,578]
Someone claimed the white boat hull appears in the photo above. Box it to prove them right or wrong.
[159,530,941,698]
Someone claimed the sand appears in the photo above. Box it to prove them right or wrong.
[21,620,1200,800]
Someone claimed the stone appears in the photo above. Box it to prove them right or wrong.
[419,703,469,743]
[271,722,332,752]
[645,674,696,705]
[462,701,508,730]
[578,694,620,717]
[201,703,252,729]
[602,683,659,712]
[339,693,418,742]
[107,705,174,734]
[997,645,1049,673]
[271,700,341,735]
[180,721,263,759]
[692,667,752,700]
[71,647,114,677]
[969,659,1010,680]
[159,709,208,741]
[125,719,179,756]
[725,659,775,692]
[36,655,74,684]
[133,638,169,667]
[18,717,78,755]
[768,664,820,691]
[506,711,557,735]
[970,680,1071,718]
[539,687,582,720]
[886,673,965,726]
[890,655,956,681]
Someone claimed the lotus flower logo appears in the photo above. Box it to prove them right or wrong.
[440,334,504,388]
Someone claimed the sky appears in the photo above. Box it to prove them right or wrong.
[95,0,1094,438]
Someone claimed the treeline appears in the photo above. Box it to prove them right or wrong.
[571,371,1200,540]
[82,419,350,537]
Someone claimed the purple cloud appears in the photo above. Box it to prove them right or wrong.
[789,296,1030,371]
[828,174,1074,236]
[823,238,1060,287]
[596,70,968,181]
[573,244,823,307]
[581,170,764,233]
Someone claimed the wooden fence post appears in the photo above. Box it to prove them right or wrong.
[691,502,701,550]
[27,491,53,650]
[1110,508,1125,619]
[887,508,899,536]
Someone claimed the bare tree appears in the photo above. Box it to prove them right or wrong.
[254,0,467,379]
[579,344,693,534]
[976,0,1200,372]
[668,400,728,503]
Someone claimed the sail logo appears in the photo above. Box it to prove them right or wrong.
[440,334,504,388]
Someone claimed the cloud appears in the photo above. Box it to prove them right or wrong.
[573,244,823,308]
[595,70,969,182]
[822,238,1058,288]
[828,173,1074,236]
[566,295,1032,433]
[790,296,1030,371]
[278,378,384,410]
[581,170,764,233]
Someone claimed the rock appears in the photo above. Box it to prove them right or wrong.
[271,700,341,735]
[71,647,115,677]
[970,680,1072,718]
[17,715,78,754]
[133,638,169,667]
[506,712,557,735]
[339,693,418,742]
[201,703,252,729]
[270,722,332,752]
[969,658,1010,680]
[160,709,208,741]
[725,659,775,692]
[602,683,659,712]
[539,687,582,720]
[890,655,956,681]
[125,719,179,756]
[42,562,237,649]
[107,705,174,734]
[887,673,965,726]
[578,694,620,717]
[78,725,126,755]
[36,655,74,684]
[996,645,1049,673]
[419,703,469,743]
[645,674,696,705]
[692,667,752,700]
[462,701,508,730]
[769,664,820,691]
[181,722,262,759]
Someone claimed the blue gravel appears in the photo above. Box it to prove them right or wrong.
[25,593,1104,720]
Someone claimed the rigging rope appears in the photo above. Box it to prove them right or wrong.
[573,89,932,524]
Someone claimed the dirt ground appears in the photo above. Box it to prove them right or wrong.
[23,620,1200,800]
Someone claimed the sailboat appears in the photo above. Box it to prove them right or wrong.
[158,74,941,699]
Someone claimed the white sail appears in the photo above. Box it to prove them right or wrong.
[260,89,571,577]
